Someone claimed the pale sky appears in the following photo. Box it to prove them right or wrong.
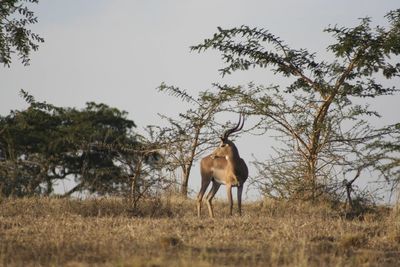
[1,0,399,200]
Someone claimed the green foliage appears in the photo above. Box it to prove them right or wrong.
[0,91,156,197]
[192,9,400,201]
[192,10,400,98]
[158,82,198,104]
[0,0,44,66]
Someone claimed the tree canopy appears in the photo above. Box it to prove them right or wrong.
[0,0,43,66]
[191,9,400,202]
[0,91,158,197]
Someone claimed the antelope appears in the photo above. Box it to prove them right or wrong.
[196,114,248,218]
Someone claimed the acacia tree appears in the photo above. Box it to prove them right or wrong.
[92,132,164,210]
[0,0,43,66]
[0,91,77,196]
[191,10,400,200]
[0,91,158,198]
[155,84,228,197]
[368,123,400,200]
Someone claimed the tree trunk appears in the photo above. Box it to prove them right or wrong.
[131,158,143,210]
[179,126,201,197]
[307,156,318,201]
[180,169,189,196]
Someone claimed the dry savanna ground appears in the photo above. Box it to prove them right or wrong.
[1,196,400,267]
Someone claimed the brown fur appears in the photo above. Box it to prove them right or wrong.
[197,139,248,218]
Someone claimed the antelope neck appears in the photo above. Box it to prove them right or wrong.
[226,151,241,166]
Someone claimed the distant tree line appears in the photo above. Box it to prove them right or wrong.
[0,91,162,201]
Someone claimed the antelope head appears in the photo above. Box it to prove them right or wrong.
[211,114,245,160]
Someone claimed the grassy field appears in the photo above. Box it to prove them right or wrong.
[1,196,400,267]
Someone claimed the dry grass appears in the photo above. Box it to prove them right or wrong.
[1,196,400,267]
